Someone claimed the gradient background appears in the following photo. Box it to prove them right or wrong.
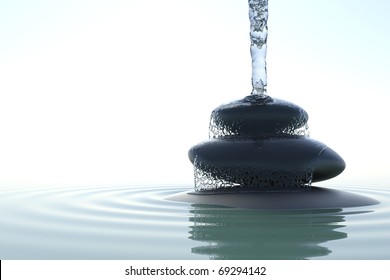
[1,0,389,188]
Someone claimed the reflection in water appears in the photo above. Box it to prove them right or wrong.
[189,204,351,259]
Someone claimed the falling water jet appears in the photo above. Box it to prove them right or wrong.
[249,0,268,95]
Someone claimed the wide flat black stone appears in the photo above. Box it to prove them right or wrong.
[166,187,379,209]
[189,137,345,191]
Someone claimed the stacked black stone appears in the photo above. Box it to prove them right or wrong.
[188,94,345,192]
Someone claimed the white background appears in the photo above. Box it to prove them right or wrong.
[2,260,389,280]
[1,0,389,188]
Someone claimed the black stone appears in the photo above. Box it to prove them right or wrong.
[189,138,345,192]
[209,95,308,139]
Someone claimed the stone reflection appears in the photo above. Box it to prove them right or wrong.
[189,204,348,259]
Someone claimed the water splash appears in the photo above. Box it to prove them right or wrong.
[249,0,268,95]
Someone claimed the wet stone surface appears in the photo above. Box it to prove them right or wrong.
[209,95,309,139]
[189,94,345,192]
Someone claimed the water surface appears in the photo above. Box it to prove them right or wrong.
[0,185,389,259]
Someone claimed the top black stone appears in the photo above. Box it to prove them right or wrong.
[209,94,309,139]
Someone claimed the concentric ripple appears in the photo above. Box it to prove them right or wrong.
[0,186,195,259]
[0,185,389,259]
